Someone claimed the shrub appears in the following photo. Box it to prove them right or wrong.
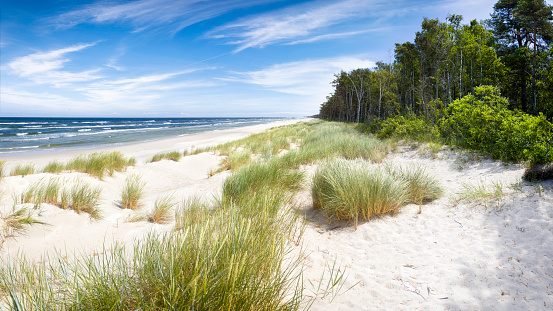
[120,174,146,210]
[312,159,409,229]
[438,85,553,164]
[376,115,436,141]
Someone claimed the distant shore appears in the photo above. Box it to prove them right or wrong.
[1,118,310,171]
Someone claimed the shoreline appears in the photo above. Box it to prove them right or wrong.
[1,118,311,170]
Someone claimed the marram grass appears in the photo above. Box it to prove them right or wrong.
[42,160,65,174]
[10,163,35,177]
[0,160,5,181]
[312,158,408,229]
[65,151,134,179]
[1,191,305,310]
[148,194,176,224]
[0,206,45,247]
[150,151,182,162]
[120,174,146,210]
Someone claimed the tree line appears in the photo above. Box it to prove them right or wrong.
[319,0,553,122]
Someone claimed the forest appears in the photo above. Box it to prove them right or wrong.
[319,0,553,165]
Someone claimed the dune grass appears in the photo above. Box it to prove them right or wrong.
[0,160,5,181]
[312,159,409,229]
[218,149,253,172]
[222,160,304,206]
[0,206,45,247]
[10,164,35,177]
[65,151,134,179]
[42,160,65,174]
[148,194,176,224]
[150,151,182,162]
[1,187,305,310]
[174,196,212,230]
[385,163,443,213]
[120,174,146,210]
[60,180,102,219]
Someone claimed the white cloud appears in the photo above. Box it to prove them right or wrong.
[8,42,102,86]
[49,0,277,34]
[207,0,384,52]
[0,87,88,112]
[220,56,375,97]
[79,70,217,104]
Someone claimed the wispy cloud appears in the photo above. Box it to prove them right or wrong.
[8,42,103,86]
[79,70,218,104]
[220,56,375,96]
[49,0,277,34]
[207,0,386,52]
[285,27,391,45]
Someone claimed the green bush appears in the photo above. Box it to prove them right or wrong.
[438,85,553,164]
[376,115,436,141]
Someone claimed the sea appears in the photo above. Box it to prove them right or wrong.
[0,117,290,156]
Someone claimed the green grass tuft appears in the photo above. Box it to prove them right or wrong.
[148,194,176,224]
[150,151,182,162]
[120,174,146,210]
[65,151,131,179]
[10,164,35,177]
[0,206,46,247]
[312,158,409,229]
[42,160,65,174]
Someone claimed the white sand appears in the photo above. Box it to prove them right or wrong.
[302,146,553,310]
[1,123,552,310]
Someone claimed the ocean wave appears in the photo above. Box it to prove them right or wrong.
[16,132,29,136]
[78,129,92,132]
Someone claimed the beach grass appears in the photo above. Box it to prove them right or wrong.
[174,196,212,230]
[218,149,252,172]
[42,160,65,174]
[385,163,443,213]
[150,151,182,162]
[1,186,305,310]
[0,206,45,247]
[0,160,5,181]
[63,180,102,219]
[222,160,304,206]
[312,159,409,229]
[65,151,133,179]
[10,164,35,177]
[120,174,146,210]
[148,194,176,224]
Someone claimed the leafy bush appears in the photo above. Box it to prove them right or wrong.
[438,85,553,164]
[376,115,436,141]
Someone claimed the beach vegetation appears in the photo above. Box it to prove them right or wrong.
[62,180,102,219]
[42,160,65,174]
[311,158,409,229]
[150,151,182,162]
[0,206,45,247]
[65,151,133,179]
[148,194,176,224]
[120,174,146,210]
[218,149,252,172]
[174,196,211,230]
[0,160,5,181]
[385,163,443,213]
[10,164,35,177]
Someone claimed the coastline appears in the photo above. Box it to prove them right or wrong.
[1,118,311,170]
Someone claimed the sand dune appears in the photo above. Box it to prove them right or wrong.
[1,121,552,310]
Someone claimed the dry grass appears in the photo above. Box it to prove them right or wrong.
[148,194,176,224]
[0,206,45,248]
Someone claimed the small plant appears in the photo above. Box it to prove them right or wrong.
[10,163,35,176]
[0,160,5,181]
[1,206,45,247]
[386,163,443,213]
[120,174,146,210]
[455,180,507,210]
[150,151,182,162]
[67,180,102,219]
[148,195,176,224]
[42,160,65,174]
[175,196,211,230]
[312,159,409,229]
[66,151,131,179]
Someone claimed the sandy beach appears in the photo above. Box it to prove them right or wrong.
[1,120,552,310]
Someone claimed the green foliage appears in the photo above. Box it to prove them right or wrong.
[150,151,182,162]
[66,151,133,179]
[10,164,35,177]
[0,160,5,181]
[311,159,409,229]
[438,85,553,164]
[375,115,437,141]
[42,161,65,174]
[121,174,146,210]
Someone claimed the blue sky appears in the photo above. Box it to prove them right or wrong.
[2,0,546,117]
